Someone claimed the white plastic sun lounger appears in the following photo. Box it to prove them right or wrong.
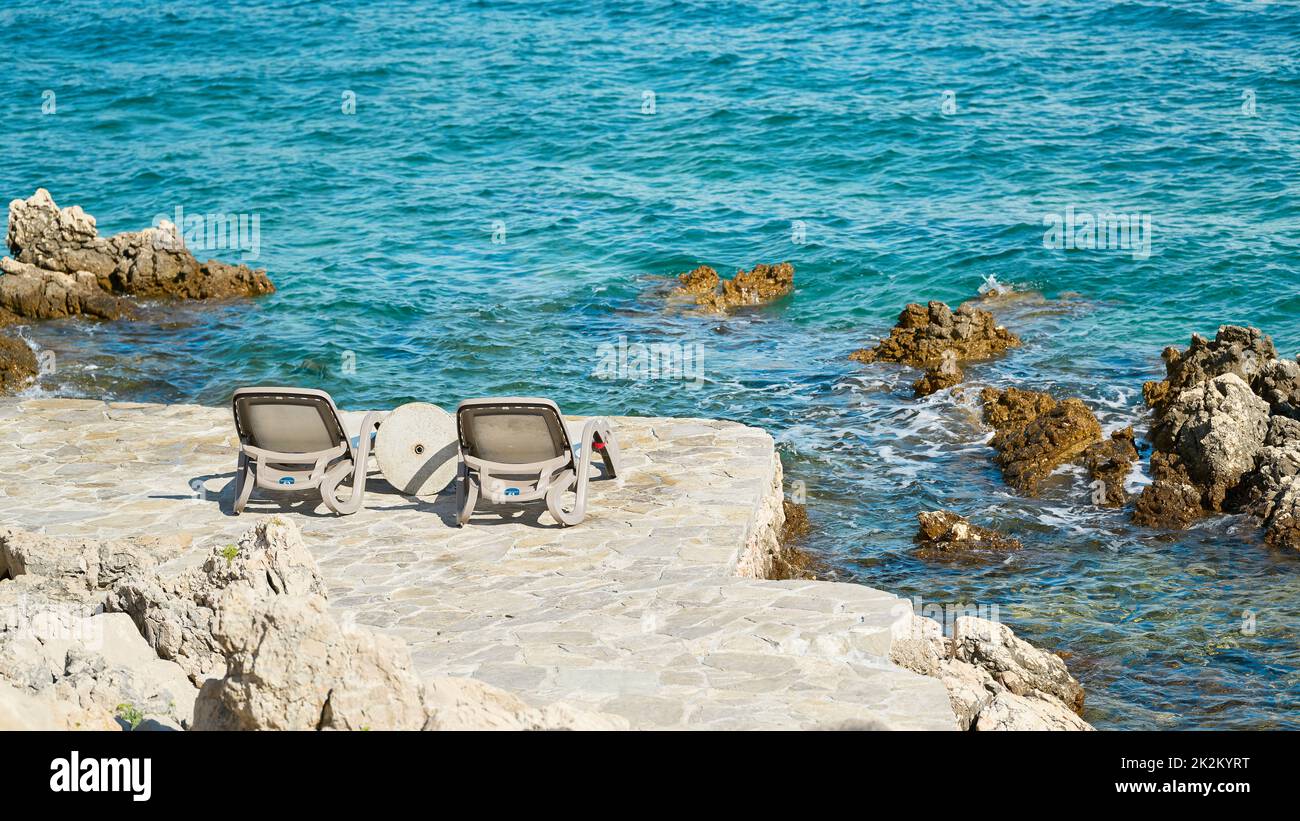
[231,387,383,516]
[455,397,622,527]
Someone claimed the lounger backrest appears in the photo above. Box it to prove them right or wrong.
[232,387,347,455]
[457,398,570,466]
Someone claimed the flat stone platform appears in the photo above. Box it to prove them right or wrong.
[0,397,954,730]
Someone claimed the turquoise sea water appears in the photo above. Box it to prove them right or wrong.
[4,0,1299,728]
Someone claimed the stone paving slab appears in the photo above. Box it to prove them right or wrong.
[0,397,955,730]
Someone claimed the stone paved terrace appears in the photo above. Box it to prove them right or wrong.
[0,397,955,730]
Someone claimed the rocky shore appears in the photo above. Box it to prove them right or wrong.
[0,189,273,396]
[0,396,1093,730]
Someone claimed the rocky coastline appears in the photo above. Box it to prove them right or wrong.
[7,192,1286,731]
[0,189,273,396]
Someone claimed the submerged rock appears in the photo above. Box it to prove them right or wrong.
[1,188,273,323]
[850,300,1020,369]
[1082,427,1139,507]
[673,262,794,312]
[107,516,325,683]
[980,387,1103,497]
[0,333,37,396]
[913,510,1022,555]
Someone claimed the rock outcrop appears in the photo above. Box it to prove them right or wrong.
[1141,325,1275,415]
[1,257,132,324]
[851,300,1020,372]
[0,613,198,730]
[0,528,197,730]
[107,517,325,683]
[1134,326,1300,550]
[913,510,1022,555]
[5,189,273,307]
[0,527,187,591]
[0,681,117,731]
[673,262,794,312]
[0,333,37,395]
[980,387,1103,496]
[912,352,964,398]
[1148,373,1269,510]
[193,591,627,731]
[422,675,627,731]
[890,614,1091,731]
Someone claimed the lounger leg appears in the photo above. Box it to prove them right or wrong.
[234,454,256,514]
[546,467,588,527]
[321,411,383,516]
[456,465,478,527]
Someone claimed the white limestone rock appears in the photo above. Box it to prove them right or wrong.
[194,592,427,731]
[974,690,1094,731]
[0,680,117,730]
[106,516,325,683]
[890,613,1091,730]
[0,526,188,592]
[422,676,628,731]
[0,613,196,730]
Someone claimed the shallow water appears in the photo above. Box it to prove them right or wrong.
[3,0,1299,728]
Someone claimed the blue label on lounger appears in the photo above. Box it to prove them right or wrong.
[505,487,520,496]
[279,477,295,485]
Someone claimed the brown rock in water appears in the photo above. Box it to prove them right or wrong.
[980,386,1058,433]
[913,510,1022,555]
[673,262,793,312]
[850,300,1020,368]
[0,334,37,396]
[980,387,1102,496]
[676,264,719,296]
[1132,451,1207,528]
[912,356,964,397]
[1082,427,1139,507]
[769,500,820,580]
[1133,324,1300,548]
[3,189,273,321]
[781,499,811,543]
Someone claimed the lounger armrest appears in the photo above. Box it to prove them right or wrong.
[241,443,348,464]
